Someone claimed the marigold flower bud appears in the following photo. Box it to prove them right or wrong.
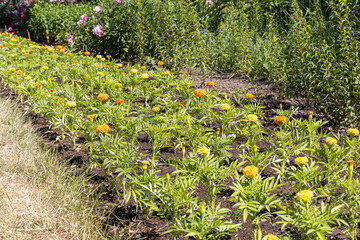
[141,161,148,171]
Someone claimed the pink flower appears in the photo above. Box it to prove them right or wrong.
[77,14,87,25]
[68,34,73,44]
[20,12,24,18]
[81,14,87,22]
[92,25,103,37]
[114,0,121,3]
[206,0,213,7]
[93,6,102,13]
[8,27,13,32]
[14,22,18,26]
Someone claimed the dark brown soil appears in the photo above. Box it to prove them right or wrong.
[0,54,356,239]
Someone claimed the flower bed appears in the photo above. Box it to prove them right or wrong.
[1,32,360,239]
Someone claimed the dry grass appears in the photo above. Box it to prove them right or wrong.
[0,99,105,239]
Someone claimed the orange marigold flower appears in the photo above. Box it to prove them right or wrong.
[115,83,123,88]
[243,165,259,178]
[84,51,91,56]
[206,81,215,87]
[152,107,160,112]
[50,89,56,92]
[15,70,23,75]
[34,82,40,87]
[115,98,124,104]
[164,70,171,76]
[274,116,288,124]
[59,48,65,53]
[104,65,110,69]
[53,96,60,101]
[48,48,54,53]
[97,93,109,101]
[194,89,207,97]
[96,124,110,134]
[245,93,254,99]
[57,45,63,49]
[78,52,83,55]
[157,61,164,66]
[141,66,146,70]
[346,160,355,167]
[106,55,111,59]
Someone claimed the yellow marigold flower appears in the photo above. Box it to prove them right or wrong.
[243,165,259,178]
[0,44,3,48]
[296,189,314,202]
[50,89,56,92]
[101,58,105,61]
[295,157,308,165]
[106,55,111,59]
[206,81,215,87]
[157,61,164,66]
[121,72,127,76]
[78,52,83,55]
[164,70,171,76]
[247,114,258,122]
[219,104,230,111]
[325,137,337,146]
[141,66,146,70]
[95,66,100,68]
[268,234,281,240]
[197,147,210,156]
[130,69,138,74]
[347,128,359,136]
[53,96,60,101]
[24,76,31,81]
[115,83,123,88]
[96,124,110,134]
[9,54,17,57]
[59,48,65,54]
[15,70,23,75]
[34,82,40,87]
[87,114,95,120]
[309,111,313,116]
[245,93,254,99]
[60,62,65,65]
[117,63,123,67]
[97,72,104,76]
[152,107,160,112]
[141,161,149,171]
[41,66,49,70]
[115,98,124,104]
[194,89,207,97]
[114,66,119,69]
[96,55,102,59]
[84,51,90,56]
[141,73,150,79]
[66,101,76,108]
[347,160,356,172]
[97,93,109,101]
[274,116,287,124]
[9,67,16,72]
